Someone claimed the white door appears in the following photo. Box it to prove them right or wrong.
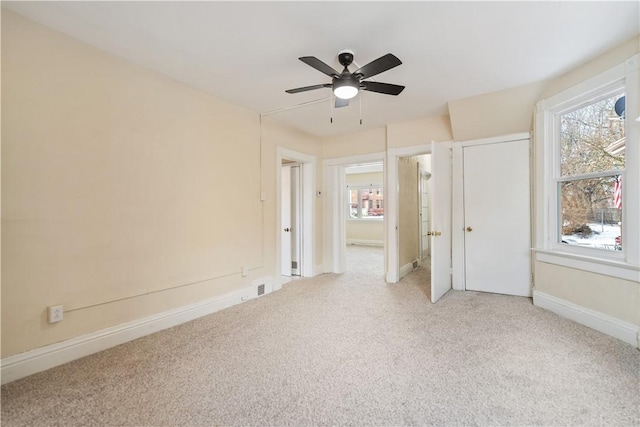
[281,165,292,277]
[430,141,452,303]
[463,140,531,296]
[290,165,301,276]
[419,171,431,260]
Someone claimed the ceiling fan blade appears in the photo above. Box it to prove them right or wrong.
[361,81,405,96]
[354,53,402,79]
[299,56,341,77]
[286,83,331,94]
[335,97,350,108]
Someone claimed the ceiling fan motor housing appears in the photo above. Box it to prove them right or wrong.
[338,50,354,68]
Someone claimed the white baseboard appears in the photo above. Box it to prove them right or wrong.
[399,261,415,280]
[1,281,274,385]
[346,239,383,247]
[533,290,639,348]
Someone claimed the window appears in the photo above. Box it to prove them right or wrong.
[348,186,384,219]
[536,54,639,278]
[557,90,625,252]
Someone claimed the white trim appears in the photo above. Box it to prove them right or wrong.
[534,249,639,282]
[533,290,639,348]
[324,151,386,167]
[456,132,530,147]
[451,143,466,291]
[347,239,384,247]
[399,261,415,279]
[345,163,383,174]
[276,147,317,279]
[1,283,273,385]
[385,149,399,283]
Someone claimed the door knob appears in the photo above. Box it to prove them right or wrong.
[284,228,290,232]
[466,226,473,232]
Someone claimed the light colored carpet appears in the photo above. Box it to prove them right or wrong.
[2,245,639,426]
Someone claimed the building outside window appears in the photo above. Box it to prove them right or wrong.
[348,186,384,219]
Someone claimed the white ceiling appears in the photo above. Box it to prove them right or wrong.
[4,1,639,138]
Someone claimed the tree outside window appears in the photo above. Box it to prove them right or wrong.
[558,91,625,251]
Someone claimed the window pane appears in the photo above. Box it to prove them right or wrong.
[560,93,625,177]
[349,189,358,219]
[559,176,622,251]
[362,187,384,217]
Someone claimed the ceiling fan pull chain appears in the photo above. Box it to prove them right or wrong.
[359,94,363,125]
[330,91,333,124]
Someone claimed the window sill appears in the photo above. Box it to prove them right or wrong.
[532,248,639,282]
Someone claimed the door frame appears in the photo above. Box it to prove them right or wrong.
[451,132,531,291]
[276,147,316,288]
[323,152,385,275]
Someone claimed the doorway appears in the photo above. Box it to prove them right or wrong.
[276,147,316,289]
[396,154,431,280]
[344,162,385,274]
[281,161,301,279]
[387,142,453,302]
[322,152,386,275]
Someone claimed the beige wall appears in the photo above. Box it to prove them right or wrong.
[346,172,384,244]
[541,36,639,99]
[448,81,546,141]
[322,127,386,159]
[0,11,323,357]
[535,263,640,326]
[387,115,452,147]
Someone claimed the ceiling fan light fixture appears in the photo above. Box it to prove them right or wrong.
[333,80,358,100]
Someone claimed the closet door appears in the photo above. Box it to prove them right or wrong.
[463,139,531,297]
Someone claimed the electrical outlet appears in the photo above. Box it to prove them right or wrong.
[48,305,63,323]
[241,266,249,277]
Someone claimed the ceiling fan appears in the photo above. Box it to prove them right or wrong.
[285,50,405,108]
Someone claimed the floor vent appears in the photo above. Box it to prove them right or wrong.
[291,261,298,269]
[257,284,265,296]
[413,260,419,269]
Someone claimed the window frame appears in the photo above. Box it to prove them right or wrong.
[347,184,384,221]
[535,54,639,280]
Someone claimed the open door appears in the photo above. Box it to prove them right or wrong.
[430,141,452,303]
